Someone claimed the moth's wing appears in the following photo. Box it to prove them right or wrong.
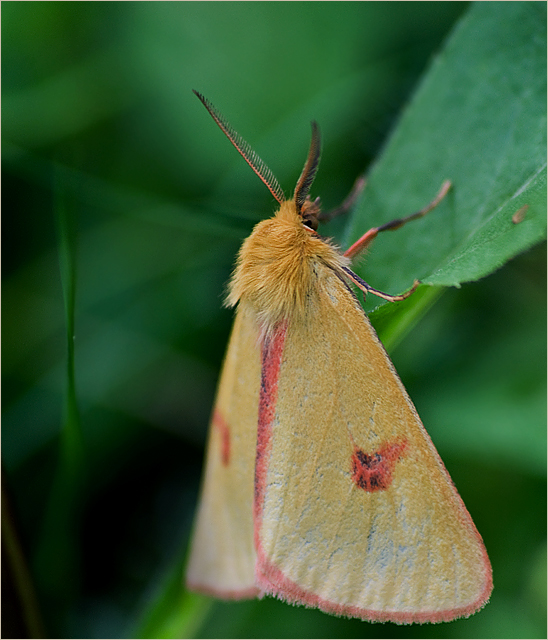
[186,302,261,598]
[255,271,492,623]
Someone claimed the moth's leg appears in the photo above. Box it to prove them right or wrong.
[344,180,451,260]
[342,266,420,303]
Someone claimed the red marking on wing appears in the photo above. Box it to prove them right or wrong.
[212,409,230,466]
[351,440,408,492]
[253,322,288,546]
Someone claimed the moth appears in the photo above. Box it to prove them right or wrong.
[186,91,492,624]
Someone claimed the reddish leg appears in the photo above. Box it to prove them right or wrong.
[344,180,451,260]
[342,180,452,302]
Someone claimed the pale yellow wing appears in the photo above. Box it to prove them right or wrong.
[255,270,492,623]
[186,302,261,598]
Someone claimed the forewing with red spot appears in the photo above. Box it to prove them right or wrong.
[253,270,492,623]
[186,303,261,598]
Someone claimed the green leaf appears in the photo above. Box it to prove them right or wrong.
[345,1,546,309]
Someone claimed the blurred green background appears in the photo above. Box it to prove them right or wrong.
[2,2,546,639]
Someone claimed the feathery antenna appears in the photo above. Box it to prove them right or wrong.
[294,122,321,214]
[193,91,285,204]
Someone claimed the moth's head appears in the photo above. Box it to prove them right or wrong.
[193,93,348,331]
[300,195,322,231]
